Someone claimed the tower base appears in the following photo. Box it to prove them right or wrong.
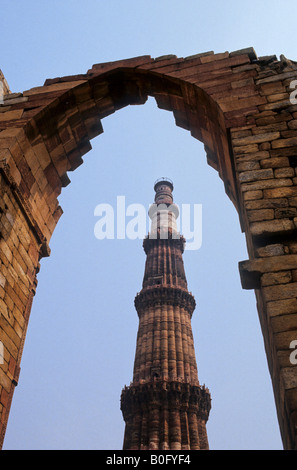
[121,380,211,450]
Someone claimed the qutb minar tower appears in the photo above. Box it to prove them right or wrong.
[121,179,211,450]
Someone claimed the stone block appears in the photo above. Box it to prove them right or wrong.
[274,167,295,178]
[271,313,297,333]
[289,197,297,207]
[236,150,269,162]
[264,187,297,199]
[288,120,297,130]
[200,52,229,63]
[238,168,273,182]
[271,146,297,158]
[267,93,289,103]
[286,388,297,411]
[281,130,297,139]
[232,131,280,146]
[245,198,288,210]
[263,283,297,302]
[260,81,286,95]
[247,208,274,222]
[261,271,292,287]
[275,207,297,219]
[0,109,24,122]
[243,190,263,201]
[281,367,297,390]
[272,137,297,149]
[237,160,260,171]
[267,298,297,316]
[252,122,288,135]
[259,142,271,151]
[233,143,259,155]
[239,252,297,288]
[241,178,293,192]
[250,218,294,237]
[23,80,87,97]
[229,47,257,60]
[230,128,253,139]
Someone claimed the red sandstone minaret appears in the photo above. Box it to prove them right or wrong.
[121,179,211,450]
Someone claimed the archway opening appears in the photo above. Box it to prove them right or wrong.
[3,92,281,449]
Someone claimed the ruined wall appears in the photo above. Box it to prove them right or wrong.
[0,48,297,449]
[0,160,40,445]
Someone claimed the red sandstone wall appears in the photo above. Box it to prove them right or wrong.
[0,48,297,449]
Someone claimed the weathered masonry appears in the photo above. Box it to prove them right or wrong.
[0,47,297,449]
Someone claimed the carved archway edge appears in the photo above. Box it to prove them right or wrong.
[0,48,262,251]
[1,47,297,449]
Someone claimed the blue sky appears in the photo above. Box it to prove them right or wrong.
[2,0,297,450]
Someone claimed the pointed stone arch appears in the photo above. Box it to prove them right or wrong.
[1,48,297,449]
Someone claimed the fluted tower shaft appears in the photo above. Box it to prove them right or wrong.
[121,179,211,450]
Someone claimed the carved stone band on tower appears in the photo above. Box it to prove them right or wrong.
[120,179,211,450]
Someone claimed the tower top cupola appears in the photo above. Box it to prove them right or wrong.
[153,177,174,205]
